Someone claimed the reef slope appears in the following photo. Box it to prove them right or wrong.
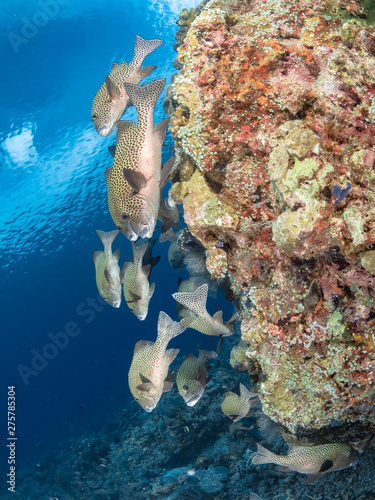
[168,0,375,432]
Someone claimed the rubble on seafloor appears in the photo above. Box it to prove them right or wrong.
[164,0,375,434]
[7,333,375,499]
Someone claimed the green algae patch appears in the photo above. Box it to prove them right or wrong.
[283,158,320,193]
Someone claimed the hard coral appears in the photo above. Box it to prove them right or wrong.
[168,0,375,433]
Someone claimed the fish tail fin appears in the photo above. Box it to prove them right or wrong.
[157,311,186,343]
[198,349,218,362]
[172,283,208,318]
[123,78,166,116]
[132,241,148,264]
[239,383,259,401]
[251,444,279,465]
[96,229,119,252]
[133,35,163,67]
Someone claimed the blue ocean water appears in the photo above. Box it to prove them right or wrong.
[0,0,233,474]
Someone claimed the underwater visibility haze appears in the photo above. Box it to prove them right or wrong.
[1,0,375,499]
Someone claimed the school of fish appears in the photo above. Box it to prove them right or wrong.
[89,34,361,487]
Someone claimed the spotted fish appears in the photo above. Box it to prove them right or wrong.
[172,283,237,337]
[91,35,163,136]
[105,78,174,240]
[251,442,359,484]
[93,229,123,308]
[128,311,186,411]
[176,349,217,406]
[122,240,157,320]
[221,383,259,422]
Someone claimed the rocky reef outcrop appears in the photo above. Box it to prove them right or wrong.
[167,0,375,433]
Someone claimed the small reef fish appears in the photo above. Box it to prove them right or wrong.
[221,383,259,422]
[105,78,174,240]
[128,311,186,411]
[93,229,122,308]
[158,189,180,234]
[122,240,158,320]
[176,349,217,406]
[251,442,359,484]
[172,283,237,337]
[91,35,162,136]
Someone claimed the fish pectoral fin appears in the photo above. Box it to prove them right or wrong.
[319,459,334,472]
[93,251,103,263]
[162,380,173,392]
[277,466,294,473]
[123,168,147,193]
[136,382,154,393]
[108,144,116,158]
[148,283,155,299]
[137,373,155,393]
[104,269,115,287]
[304,473,324,485]
[105,75,121,100]
[213,310,223,323]
[228,413,241,421]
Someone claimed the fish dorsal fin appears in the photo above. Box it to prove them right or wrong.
[184,352,196,362]
[213,310,223,323]
[93,251,103,263]
[108,144,116,158]
[113,248,120,262]
[157,311,186,342]
[180,316,213,336]
[122,261,131,273]
[119,268,124,283]
[172,283,208,318]
[105,75,121,101]
[139,64,157,80]
[134,339,153,354]
[110,61,120,73]
[162,377,173,392]
[165,348,180,364]
[104,167,112,186]
[160,156,175,189]
[155,117,170,143]
[148,282,155,299]
[123,168,147,193]
[104,269,114,286]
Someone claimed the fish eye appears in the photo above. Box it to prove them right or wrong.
[183,384,189,391]
[122,214,128,220]
[92,113,98,120]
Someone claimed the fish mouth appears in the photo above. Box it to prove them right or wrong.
[97,123,113,137]
[186,395,200,406]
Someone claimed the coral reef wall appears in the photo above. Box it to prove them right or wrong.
[167,0,375,432]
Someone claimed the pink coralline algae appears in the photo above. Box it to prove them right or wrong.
[168,0,375,433]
